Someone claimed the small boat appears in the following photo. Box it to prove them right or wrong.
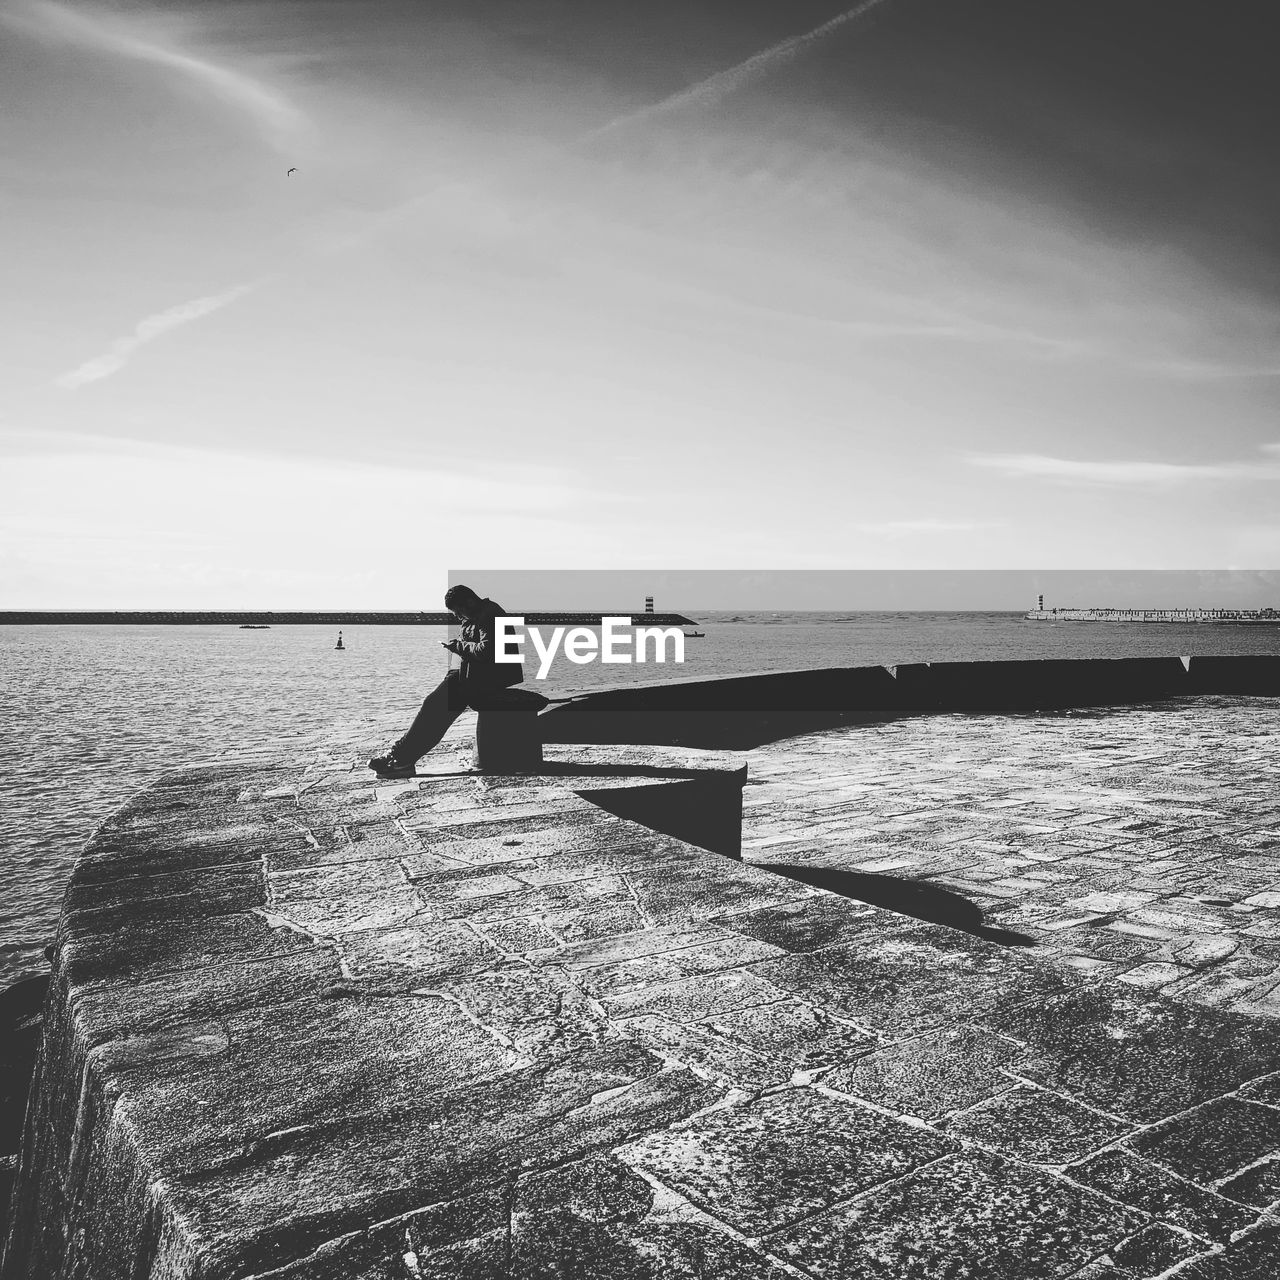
[239,624,270,629]
[684,630,705,638]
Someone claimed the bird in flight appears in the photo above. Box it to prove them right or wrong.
[287,167,297,176]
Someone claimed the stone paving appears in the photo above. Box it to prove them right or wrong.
[7,696,1280,1279]
[742,695,1280,1020]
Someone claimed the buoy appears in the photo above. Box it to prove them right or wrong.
[335,631,345,650]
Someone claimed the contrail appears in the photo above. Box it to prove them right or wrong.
[5,1,305,148]
[581,0,897,144]
[341,0,898,248]
[50,3,895,375]
[56,281,264,389]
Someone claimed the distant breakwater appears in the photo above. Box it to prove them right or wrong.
[1026,607,1280,624]
[0,611,698,627]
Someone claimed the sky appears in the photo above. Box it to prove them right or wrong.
[2,0,1279,606]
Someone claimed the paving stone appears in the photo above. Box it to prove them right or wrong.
[602,970,784,1023]
[510,1155,801,1278]
[335,922,502,987]
[1236,1072,1280,1106]
[1175,937,1240,968]
[823,1026,1020,1119]
[1131,1097,1280,1184]
[1111,1223,1209,1273]
[770,1151,1139,1280]
[60,910,317,991]
[1068,1149,1255,1241]
[72,947,345,1044]
[698,999,873,1071]
[626,861,815,928]
[1117,961,1193,989]
[1216,1157,1280,1209]
[475,916,562,955]
[568,935,785,1000]
[946,1087,1131,1164]
[425,965,618,1058]
[743,700,1280,1022]
[1175,1226,1280,1280]
[619,1087,953,1236]
[614,1015,794,1090]
[267,886,425,937]
[714,895,886,953]
[750,925,1021,1039]
[982,971,1280,1122]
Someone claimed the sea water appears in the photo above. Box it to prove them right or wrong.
[4,612,1280,988]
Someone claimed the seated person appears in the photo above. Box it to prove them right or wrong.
[368,584,524,778]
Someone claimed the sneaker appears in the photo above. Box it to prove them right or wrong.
[367,752,416,779]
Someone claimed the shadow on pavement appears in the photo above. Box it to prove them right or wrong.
[577,766,748,860]
[754,863,1037,948]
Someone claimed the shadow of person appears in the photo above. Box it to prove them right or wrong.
[576,765,748,860]
[753,864,1036,948]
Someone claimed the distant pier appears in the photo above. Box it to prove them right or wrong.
[1025,606,1280,624]
[0,610,698,626]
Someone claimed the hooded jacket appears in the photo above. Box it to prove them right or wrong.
[452,597,524,694]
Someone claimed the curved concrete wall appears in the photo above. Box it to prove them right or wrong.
[537,655,1280,749]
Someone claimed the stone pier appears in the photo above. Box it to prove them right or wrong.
[5,687,1280,1278]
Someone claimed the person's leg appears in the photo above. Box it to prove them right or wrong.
[391,670,466,762]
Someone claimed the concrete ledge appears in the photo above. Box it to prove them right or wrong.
[1186,654,1280,695]
[538,655,1280,748]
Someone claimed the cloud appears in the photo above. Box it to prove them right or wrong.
[1137,357,1280,381]
[3,1,304,146]
[346,0,898,249]
[56,281,262,388]
[582,0,896,144]
[969,445,1280,487]
[0,433,647,605]
[855,519,1000,535]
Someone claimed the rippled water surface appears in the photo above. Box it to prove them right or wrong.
[4,613,1279,988]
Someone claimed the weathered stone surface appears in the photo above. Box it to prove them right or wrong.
[569,933,784,1000]
[72,946,344,1045]
[334,921,502,988]
[743,697,1280,1022]
[770,1151,1139,1279]
[1110,1223,1207,1273]
[620,1087,953,1235]
[981,967,1280,1122]
[823,1026,1019,1119]
[698,998,871,1070]
[60,910,316,991]
[1131,1097,1280,1184]
[945,1086,1131,1164]
[1068,1148,1254,1241]
[1176,1225,1280,1279]
[624,860,814,927]
[512,1157,794,1279]
[9,699,1280,1279]
[601,969,785,1023]
[749,924,1021,1038]
[1216,1156,1280,1208]
[715,895,886,953]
